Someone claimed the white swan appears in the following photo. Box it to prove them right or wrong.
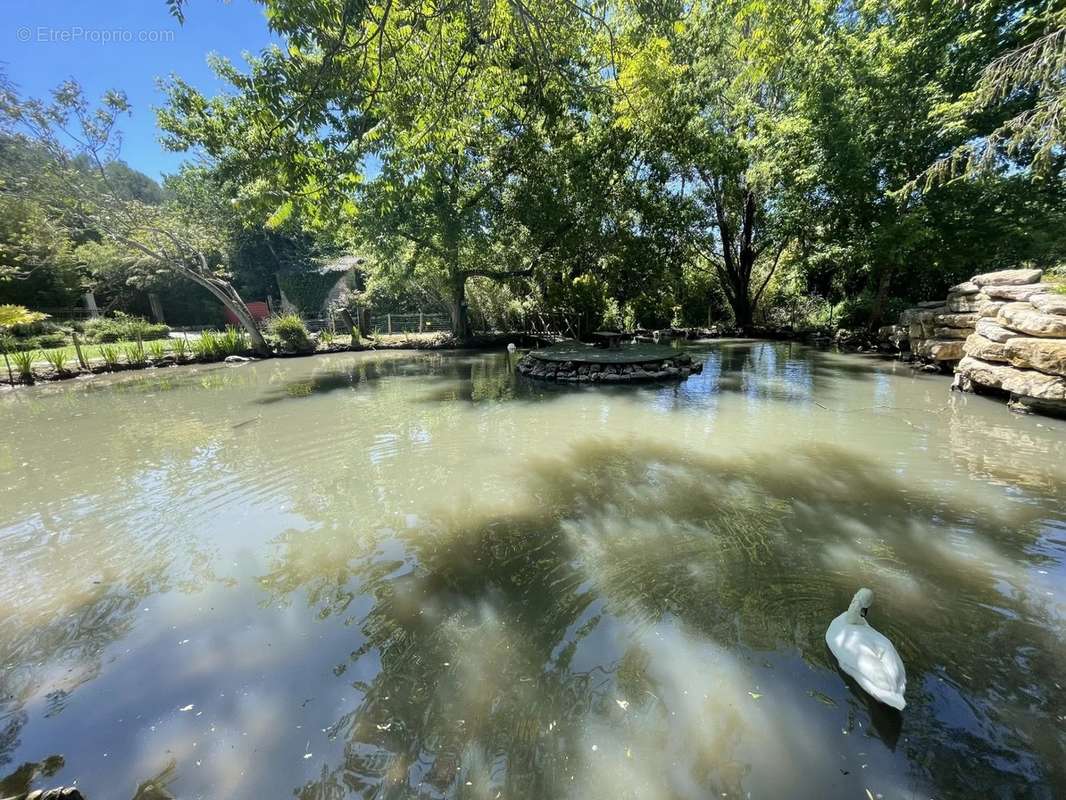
[825,588,907,710]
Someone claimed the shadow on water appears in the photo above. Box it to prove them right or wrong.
[3,343,1065,799]
[252,438,1066,800]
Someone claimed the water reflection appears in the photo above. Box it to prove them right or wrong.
[0,342,1064,799]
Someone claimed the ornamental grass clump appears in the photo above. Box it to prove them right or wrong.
[219,326,249,357]
[42,348,70,376]
[10,349,36,383]
[193,331,221,361]
[267,313,313,353]
[147,340,167,361]
[99,344,120,370]
[123,341,146,367]
[171,337,189,361]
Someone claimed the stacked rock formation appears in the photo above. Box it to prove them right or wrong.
[897,282,981,365]
[955,268,1066,414]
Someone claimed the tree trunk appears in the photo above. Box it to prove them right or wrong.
[868,267,894,332]
[730,291,754,333]
[449,276,471,341]
[179,267,272,356]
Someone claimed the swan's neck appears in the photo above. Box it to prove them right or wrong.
[844,597,865,625]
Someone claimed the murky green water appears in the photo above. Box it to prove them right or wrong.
[2,341,1065,800]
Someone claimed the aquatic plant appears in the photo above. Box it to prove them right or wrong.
[123,341,146,366]
[41,348,70,375]
[99,344,120,369]
[147,340,167,361]
[10,349,36,383]
[318,328,337,348]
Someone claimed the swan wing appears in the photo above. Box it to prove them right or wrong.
[827,619,907,709]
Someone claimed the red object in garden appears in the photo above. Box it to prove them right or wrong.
[224,301,270,326]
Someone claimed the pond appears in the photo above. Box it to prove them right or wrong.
[1,341,1065,800]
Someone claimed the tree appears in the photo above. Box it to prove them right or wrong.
[610,1,819,331]
[159,0,615,339]
[0,76,271,354]
[918,5,1065,187]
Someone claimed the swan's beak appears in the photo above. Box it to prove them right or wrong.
[860,607,868,619]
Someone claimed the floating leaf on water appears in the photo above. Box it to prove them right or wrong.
[303,753,312,759]
[806,690,837,707]
[748,692,762,700]
[616,699,630,711]
[179,704,195,712]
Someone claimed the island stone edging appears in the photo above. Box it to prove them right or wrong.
[517,352,703,382]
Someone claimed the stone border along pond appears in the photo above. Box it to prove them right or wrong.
[516,341,703,383]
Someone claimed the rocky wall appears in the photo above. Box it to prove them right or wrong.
[953,268,1066,416]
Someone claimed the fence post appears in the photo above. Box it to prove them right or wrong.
[387,314,392,335]
[71,331,89,370]
[419,311,424,333]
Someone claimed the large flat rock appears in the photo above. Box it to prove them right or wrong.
[977,299,1005,319]
[1030,292,1066,316]
[946,295,981,313]
[948,281,980,296]
[975,317,1015,343]
[933,312,978,328]
[972,268,1043,286]
[926,339,965,361]
[964,333,1009,363]
[934,326,971,340]
[982,284,1051,302]
[957,356,1066,401]
[998,302,1066,338]
[1003,337,1066,378]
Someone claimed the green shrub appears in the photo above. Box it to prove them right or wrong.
[6,332,69,351]
[267,313,312,352]
[84,313,170,343]
[42,348,70,375]
[99,344,120,369]
[171,337,189,360]
[318,328,336,348]
[10,350,36,382]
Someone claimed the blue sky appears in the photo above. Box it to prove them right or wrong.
[3,0,278,180]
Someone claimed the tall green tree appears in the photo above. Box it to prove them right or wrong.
[0,77,272,353]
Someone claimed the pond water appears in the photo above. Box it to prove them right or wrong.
[1,341,1065,800]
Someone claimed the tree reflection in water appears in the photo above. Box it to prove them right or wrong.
[261,439,1066,799]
